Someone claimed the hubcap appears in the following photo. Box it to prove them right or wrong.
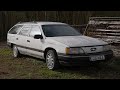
[46,52,54,69]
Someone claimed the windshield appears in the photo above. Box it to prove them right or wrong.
[42,24,81,37]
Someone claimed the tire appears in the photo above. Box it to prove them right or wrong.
[46,50,60,70]
[13,45,21,58]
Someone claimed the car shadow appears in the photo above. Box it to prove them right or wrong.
[20,55,120,79]
[55,57,120,79]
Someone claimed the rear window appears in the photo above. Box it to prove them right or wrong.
[19,26,31,36]
[9,25,23,34]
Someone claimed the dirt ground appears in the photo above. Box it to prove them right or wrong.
[111,45,120,56]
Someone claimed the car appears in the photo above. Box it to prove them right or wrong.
[7,21,114,70]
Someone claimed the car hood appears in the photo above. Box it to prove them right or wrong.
[50,35,107,47]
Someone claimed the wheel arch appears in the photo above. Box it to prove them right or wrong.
[44,47,58,59]
[10,43,14,49]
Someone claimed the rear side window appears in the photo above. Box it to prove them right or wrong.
[19,26,31,36]
[9,25,23,34]
[29,25,41,37]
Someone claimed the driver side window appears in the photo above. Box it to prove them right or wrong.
[29,25,41,37]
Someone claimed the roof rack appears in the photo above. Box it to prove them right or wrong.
[31,21,37,23]
[17,21,21,24]
[17,21,38,24]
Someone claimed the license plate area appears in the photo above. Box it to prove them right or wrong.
[90,55,105,61]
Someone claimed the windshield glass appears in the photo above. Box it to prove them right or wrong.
[42,24,81,37]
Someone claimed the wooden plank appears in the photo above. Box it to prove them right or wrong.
[96,29,120,32]
[93,35,119,39]
[95,32,120,36]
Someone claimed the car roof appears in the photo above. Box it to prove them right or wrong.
[16,21,67,26]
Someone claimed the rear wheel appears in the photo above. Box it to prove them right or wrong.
[46,50,60,70]
[13,45,21,58]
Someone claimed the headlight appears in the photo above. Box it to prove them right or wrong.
[103,44,111,51]
[65,47,84,54]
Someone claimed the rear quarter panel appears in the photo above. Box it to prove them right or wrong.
[7,34,17,45]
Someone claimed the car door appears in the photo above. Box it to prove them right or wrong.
[17,25,31,54]
[26,25,44,58]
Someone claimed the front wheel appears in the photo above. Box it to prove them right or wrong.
[46,50,60,70]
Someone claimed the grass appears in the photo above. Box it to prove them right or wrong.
[0,47,120,79]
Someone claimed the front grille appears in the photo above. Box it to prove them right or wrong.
[68,50,113,56]
[86,50,113,55]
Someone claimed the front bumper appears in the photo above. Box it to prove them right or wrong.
[58,50,113,66]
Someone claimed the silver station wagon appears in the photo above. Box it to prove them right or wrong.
[7,21,113,70]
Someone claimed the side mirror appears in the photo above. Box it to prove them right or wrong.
[34,34,43,39]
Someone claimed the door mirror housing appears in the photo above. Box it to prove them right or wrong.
[34,34,43,39]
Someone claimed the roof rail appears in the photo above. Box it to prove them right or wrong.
[31,21,38,23]
[16,21,38,24]
[17,21,21,24]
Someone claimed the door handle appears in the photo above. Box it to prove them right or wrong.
[16,38,18,40]
[27,40,30,42]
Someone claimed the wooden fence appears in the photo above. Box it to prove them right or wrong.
[1,11,120,41]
